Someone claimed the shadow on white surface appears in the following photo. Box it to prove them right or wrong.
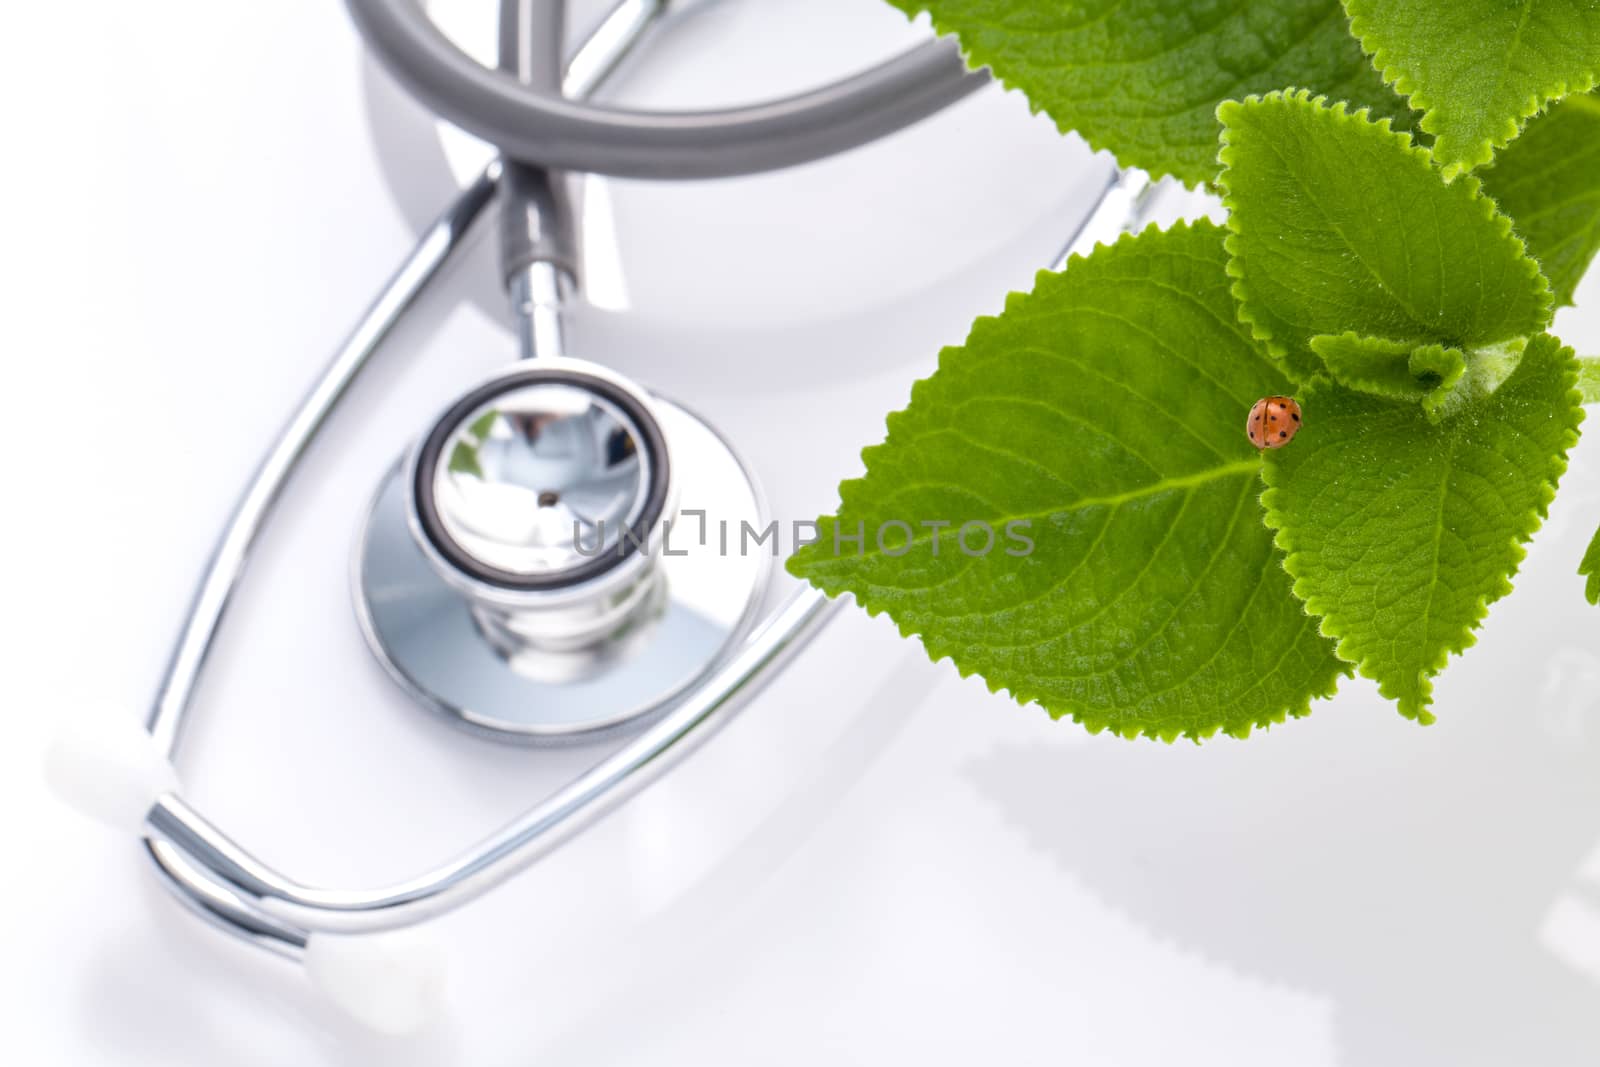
[80,866,462,1064]
[959,432,1600,1065]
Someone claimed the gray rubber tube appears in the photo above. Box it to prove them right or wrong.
[345,0,989,179]
[497,0,578,280]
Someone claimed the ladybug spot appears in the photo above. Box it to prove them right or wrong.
[1278,431,1287,438]
[1291,412,1300,421]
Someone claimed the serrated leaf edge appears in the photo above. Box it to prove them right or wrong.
[884,0,1214,188]
[1580,524,1600,605]
[806,573,1348,745]
[1257,336,1584,722]
[789,218,1349,743]
[1215,89,1554,383]
[1308,332,1429,400]
[801,217,1211,545]
[1343,0,1600,179]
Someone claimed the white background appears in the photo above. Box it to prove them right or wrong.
[6,1,1600,1063]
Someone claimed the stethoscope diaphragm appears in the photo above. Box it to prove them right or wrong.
[358,357,773,742]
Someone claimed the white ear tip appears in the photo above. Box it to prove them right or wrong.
[305,930,451,1035]
[44,705,178,833]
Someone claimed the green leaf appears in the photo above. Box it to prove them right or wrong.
[1310,332,1533,424]
[1481,91,1600,307]
[786,220,1346,741]
[1309,333,1466,403]
[885,0,1414,188]
[1582,525,1600,604]
[1343,0,1600,179]
[1262,333,1583,721]
[1218,91,1551,384]
[1580,356,1600,402]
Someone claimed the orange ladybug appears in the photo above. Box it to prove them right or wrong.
[1246,395,1301,449]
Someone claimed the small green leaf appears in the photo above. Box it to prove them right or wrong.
[886,0,1414,188]
[1409,344,1468,390]
[1306,332,1517,424]
[1309,333,1465,403]
[1262,333,1583,722]
[1481,91,1600,307]
[1308,331,1530,424]
[1579,356,1600,402]
[1218,91,1551,383]
[787,221,1346,741]
[1343,0,1600,179]
[1582,525,1600,604]
[1423,338,1531,422]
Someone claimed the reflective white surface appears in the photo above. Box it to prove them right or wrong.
[6,1,1600,1063]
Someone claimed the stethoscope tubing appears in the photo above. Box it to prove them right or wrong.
[140,0,662,960]
[138,146,839,949]
[348,0,990,180]
[136,0,1162,967]
[141,165,502,960]
[141,168,1156,957]
[147,586,840,936]
[137,0,851,962]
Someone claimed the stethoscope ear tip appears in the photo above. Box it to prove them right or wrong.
[44,703,178,835]
[304,929,453,1035]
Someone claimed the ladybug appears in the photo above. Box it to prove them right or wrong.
[1246,395,1301,449]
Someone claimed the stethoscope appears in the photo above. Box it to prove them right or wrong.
[47,0,1159,1033]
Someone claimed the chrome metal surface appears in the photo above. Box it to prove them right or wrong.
[359,394,771,741]
[1050,167,1160,270]
[404,359,674,601]
[496,3,578,309]
[562,0,661,99]
[422,375,653,580]
[509,260,571,360]
[145,585,841,933]
[146,839,308,961]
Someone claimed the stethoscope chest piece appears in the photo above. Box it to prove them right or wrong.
[36,0,1004,1032]
[355,357,771,743]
